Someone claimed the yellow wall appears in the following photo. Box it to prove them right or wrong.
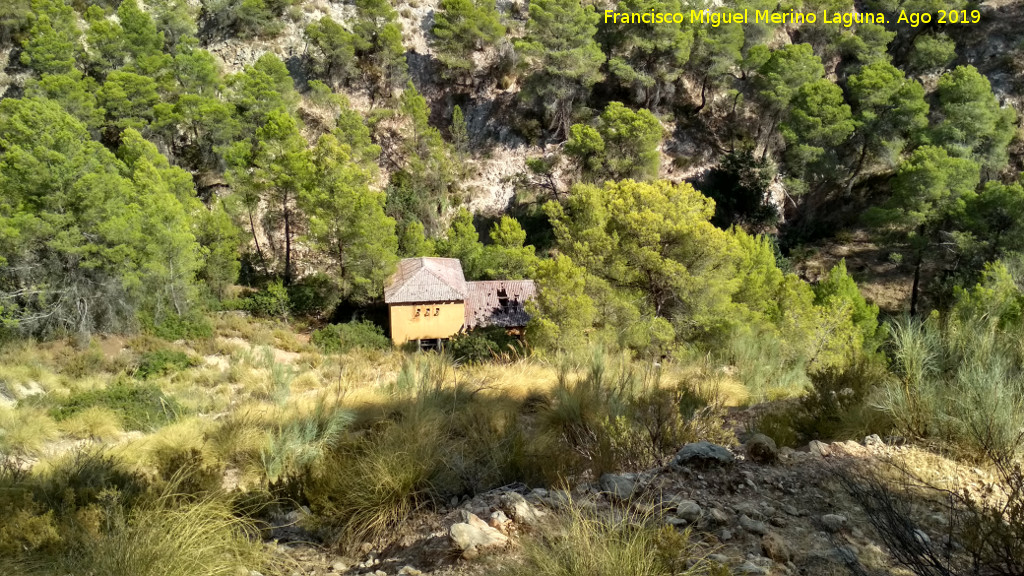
[389,302,466,345]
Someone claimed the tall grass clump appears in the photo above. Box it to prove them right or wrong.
[722,327,809,403]
[261,401,353,485]
[540,349,729,476]
[307,407,444,545]
[9,496,275,576]
[877,264,1024,463]
[499,502,726,576]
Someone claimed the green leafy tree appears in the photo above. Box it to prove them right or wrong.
[0,99,202,336]
[352,0,408,99]
[118,0,165,60]
[964,181,1024,265]
[386,82,457,231]
[546,179,740,339]
[814,259,882,352]
[116,129,205,329]
[431,0,505,82]
[480,216,538,279]
[866,145,981,314]
[436,208,485,279]
[604,0,693,108]
[907,33,956,74]
[564,102,662,182]
[398,220,436,257]
[302,128,399,302]
[753,43,825,129]
[195,201,244,299]
[450,104,469,163]
[25,70,105,132]
[845,60,929,182]
[20,0,80,76]
[515,0,605,137]
[837,22,895,66]
[779,79,855,188]
[932,65,1018,174]
[229,53,300,132]
[526,254,595,352]
[150,0,198,48]
[688,18,744,112]
[84,5,127,74]
[305,17,358,88]
[99,71,161,136]
[226,110,312,284]
[0,0,32,43]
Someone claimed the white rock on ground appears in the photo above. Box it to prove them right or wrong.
[449,512,509,558]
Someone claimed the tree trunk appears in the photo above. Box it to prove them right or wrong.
[695,75,709,113]
[248,206,267,268]
[910,242,924,316]
[283,198,293,286]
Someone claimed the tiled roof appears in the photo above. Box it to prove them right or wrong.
[384,258,468,304]
[465,280,537,329]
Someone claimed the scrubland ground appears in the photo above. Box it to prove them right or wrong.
[1,313,1019,576]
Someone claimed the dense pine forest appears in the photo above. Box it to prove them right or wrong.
[1,0,1024,574]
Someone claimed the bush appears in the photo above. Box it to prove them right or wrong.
[154,447,225,497]
[141,310,214,341]
[540,351,730,476]
[32,450,149,516]
[136,349,198,380]
[244,281,290,318]
[310,320,389,354]
[445,326,523,364]
[52,382,182,431]
[287,273,341,319]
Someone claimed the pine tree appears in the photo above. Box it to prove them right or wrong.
[431,0,505,82]
[604,0,693,108]
[515,0,605,137]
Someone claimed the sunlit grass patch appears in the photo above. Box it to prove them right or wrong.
[498,501,724,576]
[0,405,59,460]
[57,406,123,441]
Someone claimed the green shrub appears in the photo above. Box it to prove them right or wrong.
[136,349,198,380]
[154,447,225,497]
[445,326,522,364]
[244,281,290,318]
[32,450,149,516]
[140,310,214,341]
[52,382,182,431]
[287,273,341,319]
[310,320,389,354]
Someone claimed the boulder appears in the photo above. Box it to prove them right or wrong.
[599,473,639,500]
[499,492,543,525]
[709,508,731,525]
[450,512,509,557]
[808,440,832,458]
[739,514,770,535]
[863,434,884,447]
[673,441,735,467]
[745,434,779,464]
[821,514,848,533]
[736,560,769,575]
[761,532,792,562]
[675,500,703,523]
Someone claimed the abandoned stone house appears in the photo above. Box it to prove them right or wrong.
[383,257,537,347]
